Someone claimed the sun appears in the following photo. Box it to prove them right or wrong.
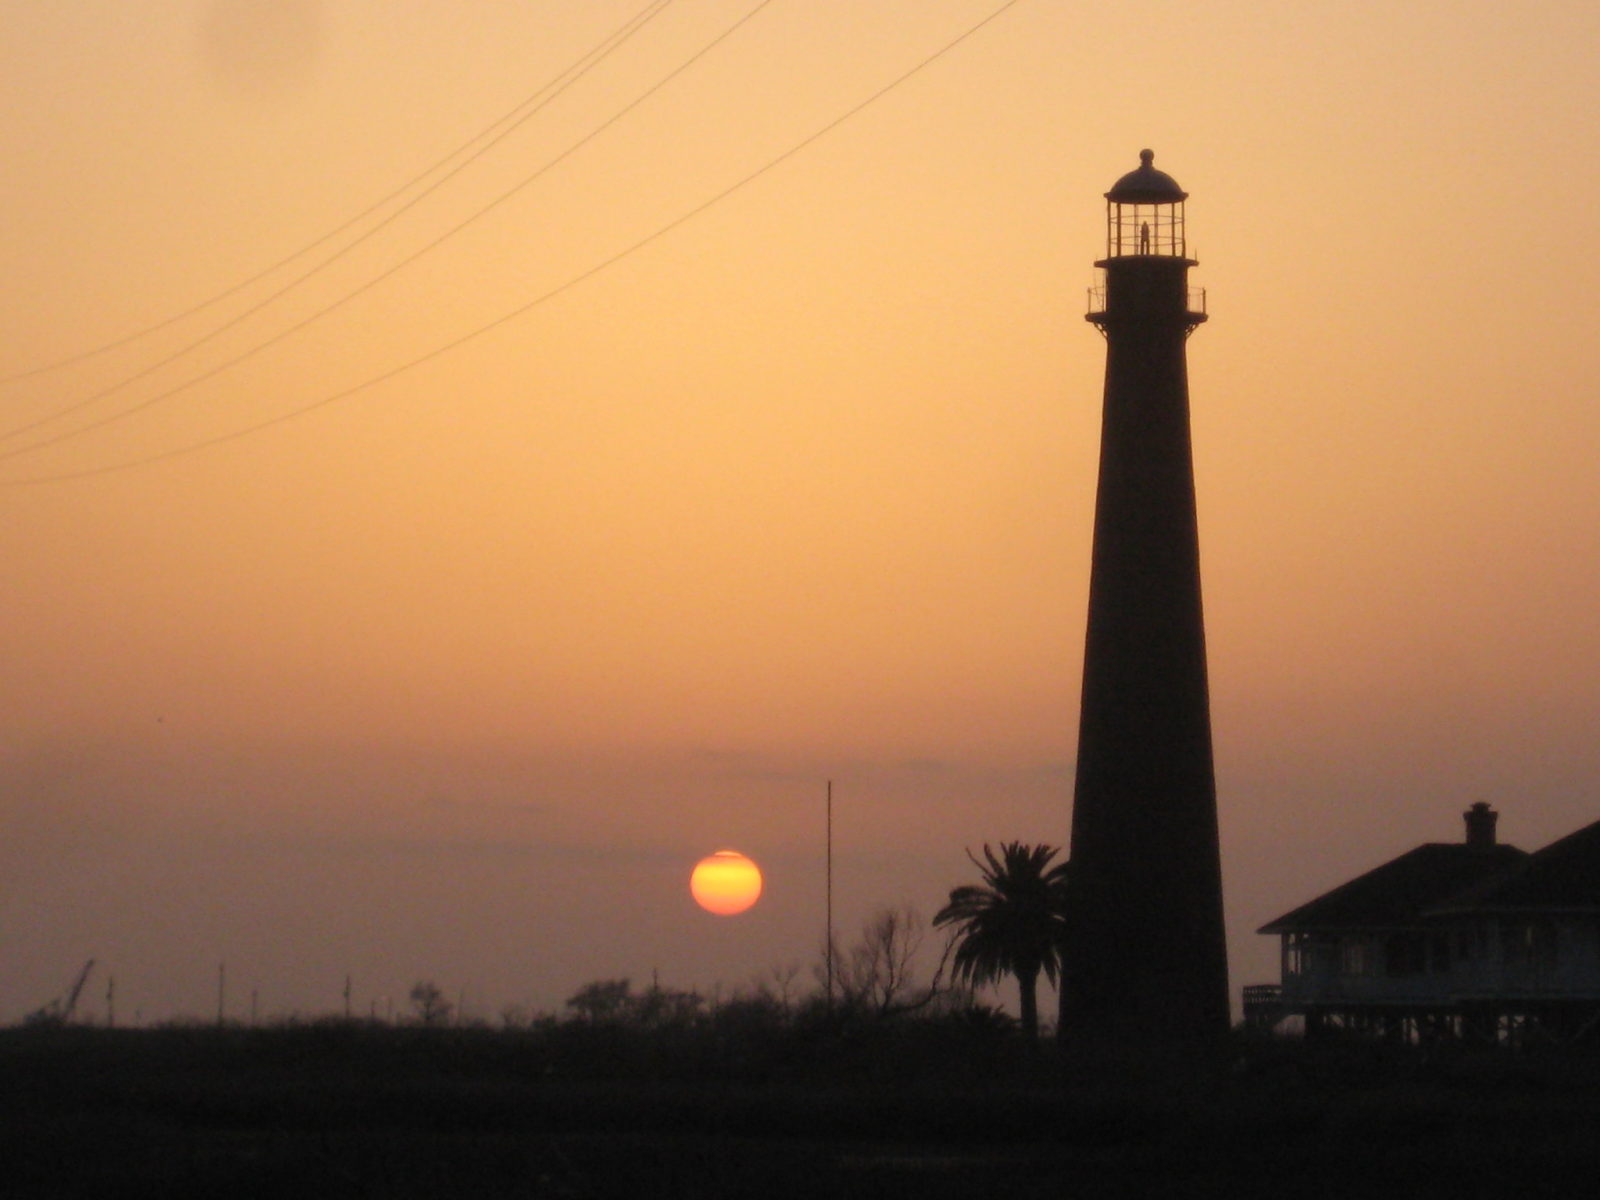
[690,850,763,916]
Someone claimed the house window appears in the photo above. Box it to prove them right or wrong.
[1428,934,1451,973]
[1286,933,1311,976]
[1384,934,1426,977]
[1503,919,1558,970]
[1340,939,1374,977]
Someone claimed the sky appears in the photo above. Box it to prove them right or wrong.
[3,0,1598,1026]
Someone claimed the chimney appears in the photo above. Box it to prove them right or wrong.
[1464,802,1498,849]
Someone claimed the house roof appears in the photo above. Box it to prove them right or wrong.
[1430,816,1600,913]
[1257,843,1527,934]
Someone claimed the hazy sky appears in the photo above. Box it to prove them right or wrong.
[3,0,1598,1025]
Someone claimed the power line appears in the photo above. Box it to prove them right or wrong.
[2,0,1028,486]
[0,0,674,441]
[0,0,776,465]
[0,0,675,391]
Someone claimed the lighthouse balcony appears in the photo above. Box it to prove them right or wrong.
[1087,284,1206,317]
[1087,284,1207,336]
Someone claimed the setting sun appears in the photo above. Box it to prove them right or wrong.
[690,850,763,916]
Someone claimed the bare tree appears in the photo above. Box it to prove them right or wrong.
[408,980,453,1027]
[564,978,633,1024]
[762,961,803,1015]
[499,1003,534,1031]
[823,906,945,1019]
[632,979,705,1028]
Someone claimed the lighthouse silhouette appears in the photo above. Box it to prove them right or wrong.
[1062,151,1229,1044]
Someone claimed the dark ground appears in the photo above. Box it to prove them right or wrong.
[5,1022,1599,1198]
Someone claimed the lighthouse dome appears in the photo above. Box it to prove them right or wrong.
[1106,149,1187,203]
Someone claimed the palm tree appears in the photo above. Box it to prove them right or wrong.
[933,842,1069,1041]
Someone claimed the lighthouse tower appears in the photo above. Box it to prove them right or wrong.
[1062,151,1229,1044]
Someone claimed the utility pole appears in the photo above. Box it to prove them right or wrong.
[825,779,834,1012]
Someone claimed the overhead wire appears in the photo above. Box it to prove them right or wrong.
[2,0,1028,487]
[0,0,675,441]
[0,0,675,392]
[0,0,779,465]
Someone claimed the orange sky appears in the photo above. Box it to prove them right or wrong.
[3,0,1599,1025]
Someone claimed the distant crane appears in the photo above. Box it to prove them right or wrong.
[26,959,97,1027]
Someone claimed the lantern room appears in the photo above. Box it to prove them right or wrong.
[1104,149,1188,259]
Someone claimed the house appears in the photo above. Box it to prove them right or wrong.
[1247,804,1600,1043]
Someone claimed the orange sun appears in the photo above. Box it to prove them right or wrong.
[690,849,763,916]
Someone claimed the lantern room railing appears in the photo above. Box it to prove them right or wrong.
[1106,200,1187,258]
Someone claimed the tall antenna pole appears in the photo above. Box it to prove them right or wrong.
[825,779,834,1011]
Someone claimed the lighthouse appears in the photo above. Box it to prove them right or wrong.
[1062,151,1230,1043]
